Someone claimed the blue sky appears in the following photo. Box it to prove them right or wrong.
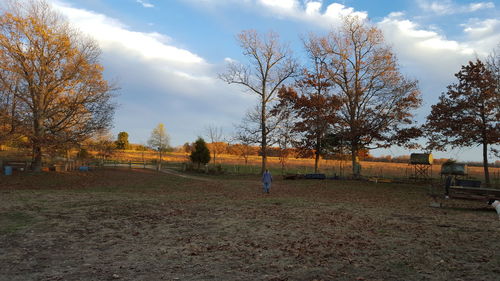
[40,0,500,161]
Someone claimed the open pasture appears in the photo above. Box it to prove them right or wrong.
[1,168,499,281]
[110,150,500,183]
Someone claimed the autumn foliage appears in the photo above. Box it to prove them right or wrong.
[0,0,115,171]
[274,84,339,173]
[425,59,500,185]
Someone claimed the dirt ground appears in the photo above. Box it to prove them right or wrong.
[1,168,499,281]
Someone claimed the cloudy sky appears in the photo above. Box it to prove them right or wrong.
[40,0,500,160]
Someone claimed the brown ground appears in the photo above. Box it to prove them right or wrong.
[0,168,499,281]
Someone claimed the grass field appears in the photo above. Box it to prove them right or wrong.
[108,150,500,185]
[2,148,499,184]
[1,167,499,280]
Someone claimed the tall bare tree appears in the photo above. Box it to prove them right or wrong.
[220,30,297,173]
[486,44,500,92]
[0,0,116,171]
[486,45,500,135]
[317,17,421,177]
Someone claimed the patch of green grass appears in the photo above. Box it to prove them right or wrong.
[0,211,35,234]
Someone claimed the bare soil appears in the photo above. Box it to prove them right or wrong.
[1,168,499,281]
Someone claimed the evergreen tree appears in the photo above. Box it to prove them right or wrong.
[190,137,211,169]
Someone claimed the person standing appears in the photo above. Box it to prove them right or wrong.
[262,169,272,193]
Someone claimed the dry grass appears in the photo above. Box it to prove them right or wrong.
[112,150,500,183]
[2,148,498,183]
[1,168,500,280]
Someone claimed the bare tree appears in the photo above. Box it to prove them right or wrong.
[88,130,115,161]
[486,44,500,91]
[486,45,500,141]
[317,16,421,177]
[220,30,298,173]
[205,124,225,164]
[232,116,259,165]
[0,0,116,171]
[486,44,500,159]
[229,143,256,166]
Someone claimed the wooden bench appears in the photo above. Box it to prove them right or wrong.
[448,185,500,201]
[437,176,500,201]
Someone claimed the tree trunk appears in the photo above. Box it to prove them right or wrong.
[314,136,321,173]
[314,151,320,173]
[261,98,267,174]
[33,145,42,172]
[281,151,286,175]
[351,145,360,178]
[158,150,162,171]
[483,142,490,187]
[261,140,267,174]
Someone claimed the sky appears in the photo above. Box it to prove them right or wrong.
[19,0,500,161]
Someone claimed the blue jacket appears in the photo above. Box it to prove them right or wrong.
[262,171,272,183]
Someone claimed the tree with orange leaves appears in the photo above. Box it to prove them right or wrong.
[316,17,421,177]
[274,85,339,173]
[425,59,499,186]
[273,33,340,173]
[0,0,115,171]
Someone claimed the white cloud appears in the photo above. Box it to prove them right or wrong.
[136,0,154,8]
[378,17,475,82]
[387,11,405,19]
[181,0,367,27]
[54,3,204,67]
[48,1,251,145]
[259,0,296,10]
[469,2,495,12]
[462,18,500,53]
[256,0,368,27]
[463,18,500,39]
[224,57,238,64]
[417,0,495,15]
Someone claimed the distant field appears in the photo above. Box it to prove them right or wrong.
[2,148,499,184]
[109,151,500,183]
[1,168,499,280]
